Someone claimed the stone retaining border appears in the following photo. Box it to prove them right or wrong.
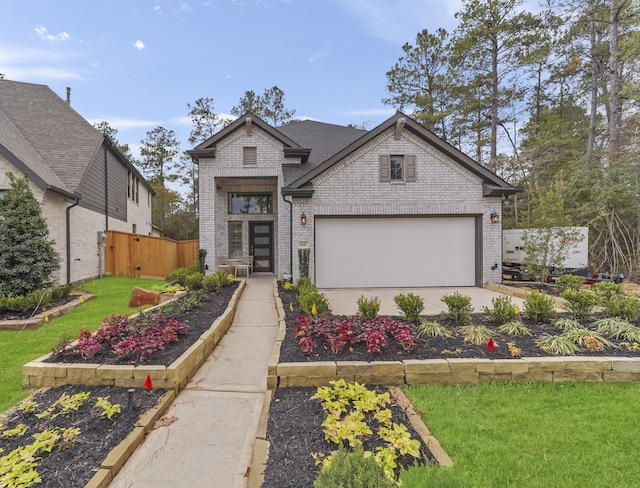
[22,281,246,391]
[0,293,95,330]
[85,390,177,488]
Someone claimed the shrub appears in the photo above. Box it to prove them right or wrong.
[0,172,60,296]
[560,289,596,321]
[393,293,424,323]
[184,272,204,290]
[603,294,640,322]
[356,296,380,322]
[555,274,585,292]
[459,325,493,345]
[296,276,314,295]
[523,290,557,323]
[298,290,330,316]
[482,295,517,325]
[0,289,53,313]
[536,334,580,355]
[202,270,230,293]
[497,321,532,336]
[166,266,198,286]
[417,320,452,338]
[592,281,624,305]
[441,292,473,326]
[313,443,397,488]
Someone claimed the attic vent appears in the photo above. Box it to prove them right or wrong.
[243,146,257,166]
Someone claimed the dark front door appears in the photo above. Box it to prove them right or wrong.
[249,222,273,272]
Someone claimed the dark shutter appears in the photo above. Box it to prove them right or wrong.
[405,155,417,182]
[379,155,391,182]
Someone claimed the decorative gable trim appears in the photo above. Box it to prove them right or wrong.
[283,111,520,197]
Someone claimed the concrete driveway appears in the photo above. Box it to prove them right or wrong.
[320,286,527,316]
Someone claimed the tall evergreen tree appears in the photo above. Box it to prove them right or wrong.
[0,173,60,296]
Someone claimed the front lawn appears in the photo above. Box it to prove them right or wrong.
[0,276,165,413]
[400,382,640,487]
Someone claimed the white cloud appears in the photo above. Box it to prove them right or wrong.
[133,40,145,50]
[153,5,163,14]
[34,25,71,42]
[176,2,193,13]
[308,47,329,63]
[330,0,461,45]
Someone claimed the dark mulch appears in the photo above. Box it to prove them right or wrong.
[45,283,238,366]
[0,384,165,488]
[0,295,79,321]
[278,285,640,362]
[1,284,238,487]
[262,386,434,488]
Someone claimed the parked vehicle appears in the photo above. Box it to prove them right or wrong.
[502,227,588,281]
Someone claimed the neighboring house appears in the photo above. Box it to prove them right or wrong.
[0,80,154,285]
[189,112,520,288]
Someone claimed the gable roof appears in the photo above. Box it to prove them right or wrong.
[282,112,520,197]
[0,79,150,198]
[188,113,311,162]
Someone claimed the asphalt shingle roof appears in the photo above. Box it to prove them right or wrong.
[0,80,104,193]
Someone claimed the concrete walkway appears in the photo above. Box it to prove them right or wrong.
[108,274,278,488]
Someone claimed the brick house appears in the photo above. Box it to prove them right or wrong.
[0,79,154,285]
[189,112,519,288]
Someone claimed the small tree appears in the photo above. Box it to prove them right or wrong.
[522,227,582,284]
[0,173,60,296]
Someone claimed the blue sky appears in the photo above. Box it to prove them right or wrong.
[0,0,462,159]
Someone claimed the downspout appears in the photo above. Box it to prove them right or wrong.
[103,142,110,230]
[66,197,80,285]
[282,193,293,277]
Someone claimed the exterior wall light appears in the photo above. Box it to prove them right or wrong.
[301,212,307,226]
[490,212,500,224]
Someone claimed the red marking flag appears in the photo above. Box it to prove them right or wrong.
[144,374,153,390]
[486,337,495,351]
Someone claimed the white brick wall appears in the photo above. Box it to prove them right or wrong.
[198,124,504,285]
[1,156,154,286]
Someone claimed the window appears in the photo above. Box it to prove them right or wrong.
[228,222,243,258]
[228,193,273,214]
[243,146,257,165]
[127,169,139,203]
[379,155,417,183]
[390,155,404,181]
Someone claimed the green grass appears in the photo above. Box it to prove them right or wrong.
[0,276,166,413]
[400,382,640,487]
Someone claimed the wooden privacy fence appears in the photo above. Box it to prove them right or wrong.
[104,230,199,279]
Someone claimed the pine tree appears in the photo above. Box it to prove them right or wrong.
[0,173,60,296]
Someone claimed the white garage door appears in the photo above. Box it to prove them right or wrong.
[315,217,476,288]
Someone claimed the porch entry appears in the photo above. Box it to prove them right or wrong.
[249,222,273,272]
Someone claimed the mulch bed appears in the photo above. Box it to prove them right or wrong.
[44,283,238,366]
[0,295,79,322]
[0,384,165,488]
[277,285,640,361]
[262,386,435,488]
[1,284,238,487]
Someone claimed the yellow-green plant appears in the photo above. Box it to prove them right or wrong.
[35,391,90,420]
[459,325,493,345]
[95,396,122,420]
[417,320,452,338]
[311,380,421,482]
